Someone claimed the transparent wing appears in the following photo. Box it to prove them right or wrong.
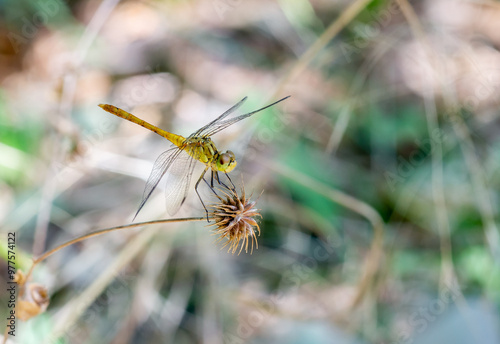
[164,147,198,215]
[134,146,183,219]
[190,97,248,138]
[198,96,290,138]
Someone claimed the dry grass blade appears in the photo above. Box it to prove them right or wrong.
[395,0,457,288]
[44,227,158,343]
[272,0,374,99]
[264,159,384,310]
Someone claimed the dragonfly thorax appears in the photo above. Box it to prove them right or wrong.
[184,137,236,172]
[184,137,217,164]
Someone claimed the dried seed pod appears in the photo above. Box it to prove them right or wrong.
[16,283,49,321]
[210,185,261,254]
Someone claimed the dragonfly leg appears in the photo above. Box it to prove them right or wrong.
[195,166,211,222]
[224,172,236,190]
[203,175,221,198]
[214,171,232,190]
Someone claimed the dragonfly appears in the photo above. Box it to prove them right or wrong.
[99,96,290,220]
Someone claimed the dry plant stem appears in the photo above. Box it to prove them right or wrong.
[325,104,351,155]
[266,160,384,310]
[395,2,473,322]
[223,0,373,160]
[271,0,373,99]
[430,2,499,261]
[451,118,500,259]
[395,0,455,288]
[32,72,76,257]
[327,33,403,155]
[25,217,205,282]
[32,0,120,256]
[438,54,500,260]
[44,223,165,343]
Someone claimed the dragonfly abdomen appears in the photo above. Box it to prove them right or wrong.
[164,132,186,147]
[99,104,186,146]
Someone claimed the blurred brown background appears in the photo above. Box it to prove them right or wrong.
[1,0,500,343]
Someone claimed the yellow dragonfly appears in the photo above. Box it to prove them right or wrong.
[99,96,289,219]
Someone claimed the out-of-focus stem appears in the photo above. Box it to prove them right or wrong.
[25,217,205,282]
[272,0,374,99]
[265,160,384,310]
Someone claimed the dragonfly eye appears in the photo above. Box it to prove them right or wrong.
[219,154,231,165]
[217,151,237,172]
[217,151,236,173]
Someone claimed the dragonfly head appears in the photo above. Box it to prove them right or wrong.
[216,150,237,173]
